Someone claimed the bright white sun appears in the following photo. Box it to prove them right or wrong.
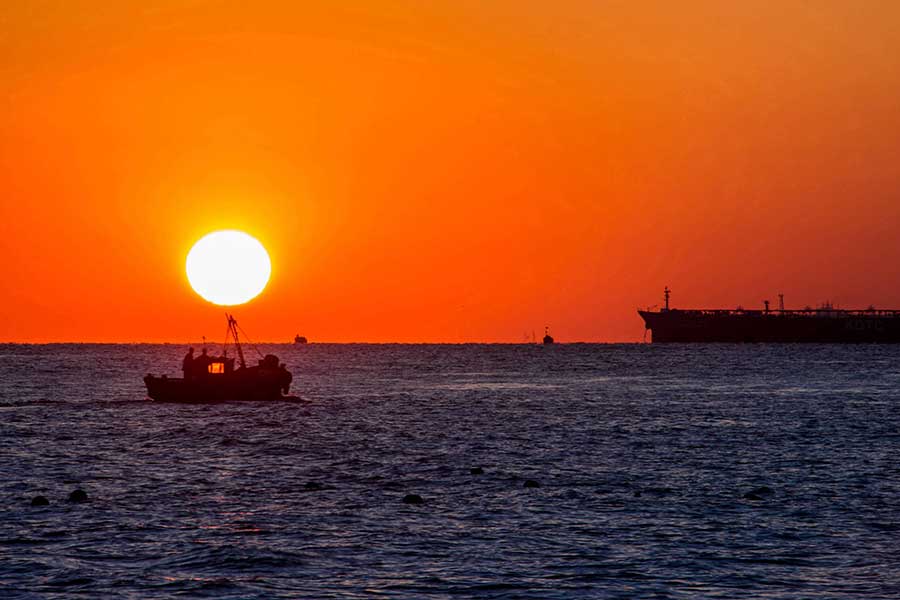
[186,230,271,306]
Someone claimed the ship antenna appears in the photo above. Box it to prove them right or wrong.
[664,286,670,311]
[227,313,247,369]
[778,293,785,313]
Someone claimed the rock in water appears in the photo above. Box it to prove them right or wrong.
[30,495,49,507]
[402,494,424,505]
[743,486,774,501]
[470,467,484,475]
[68,489,88,503]
[523,479,541,489]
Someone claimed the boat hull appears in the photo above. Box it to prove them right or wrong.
[639,310,900,343]
[144,367,292,402]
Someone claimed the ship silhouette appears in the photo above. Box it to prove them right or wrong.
[542,326,555,344]
[639,287,900,343]
[144,315,294,402]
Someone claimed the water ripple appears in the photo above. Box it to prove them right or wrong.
[1,344,900,598]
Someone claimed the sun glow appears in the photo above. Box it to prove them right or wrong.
[186,230,271,306]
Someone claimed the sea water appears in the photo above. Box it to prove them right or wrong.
[1,343,899,598]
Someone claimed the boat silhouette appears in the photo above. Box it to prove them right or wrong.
[144,314,294,402]
[639,287,900,343]
[543,326,555,344]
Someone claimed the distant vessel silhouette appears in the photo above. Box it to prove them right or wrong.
[144,314,294,402]
[294,334,308,344]
[543,327,555,345]
[639,287,900,343]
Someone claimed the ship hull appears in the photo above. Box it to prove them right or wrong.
[144,367,292,402]
[639,310,900,343]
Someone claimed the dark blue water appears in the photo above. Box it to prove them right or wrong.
[2,344,899,598]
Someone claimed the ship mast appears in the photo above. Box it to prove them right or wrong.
[227,314,247,369]
[664,286,670,311]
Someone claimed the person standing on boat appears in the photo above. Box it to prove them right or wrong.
[182,347,195,380]
[195,347,212,376]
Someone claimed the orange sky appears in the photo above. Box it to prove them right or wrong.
[2,1,900,342]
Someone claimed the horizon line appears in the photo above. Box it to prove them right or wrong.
[0,339,643,346]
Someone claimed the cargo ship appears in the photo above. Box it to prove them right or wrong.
[639,288,900,343]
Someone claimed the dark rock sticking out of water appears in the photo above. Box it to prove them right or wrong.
[743,486,775,501]
[67,489,88,503]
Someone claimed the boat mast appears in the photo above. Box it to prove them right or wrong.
[227,314,247,369]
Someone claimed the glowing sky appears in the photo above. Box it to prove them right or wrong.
[2,1,899,342]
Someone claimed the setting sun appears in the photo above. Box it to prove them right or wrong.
[185,230,271,306]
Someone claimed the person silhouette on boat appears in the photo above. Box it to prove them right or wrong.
[182,347,195,379]
[195,348,212,376]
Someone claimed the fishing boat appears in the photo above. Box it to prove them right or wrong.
[144,314,294,402]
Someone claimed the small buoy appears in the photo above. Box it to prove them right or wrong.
[523,479,541,488]
[633,490,642,497]
[67,489,88,503]
[402,494,424,505]
[30,496,49,507]
[304,482,323,491]
[470,467,484,475]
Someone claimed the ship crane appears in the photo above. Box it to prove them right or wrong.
[226,313,247,369]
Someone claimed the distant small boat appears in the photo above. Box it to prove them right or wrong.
[144,314,294,402]
[294,334,308,344]
[543,326,555,345]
